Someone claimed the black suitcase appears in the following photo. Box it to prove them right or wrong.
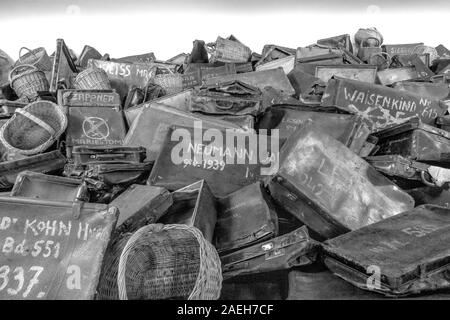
[221,226,317,280]
[71,146,146,169]
[0,196,118,299]
[323,204,450,297]
[372,117,450,166]
[321,78,446,131]
[268,124,414,240]
[110,184,172,234]
[214,182,278,254]
[157,180,217,243]
[148,125,277,197]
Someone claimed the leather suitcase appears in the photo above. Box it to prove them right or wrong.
[10,171,89,202]
[112,52,156,64]
[382,43,424,56]
[314,65,377,83]
[436,115,450,132]
[317,34,353,53]
[189,80,263,117]
[366,155,450,188]
[110,184,172,234]
[321,78,446,131]
[372,117,450,165]
[204,68,295,96]
[256,107,370,154]
[0,151,66,190]
[214,182,278,254]
[323,204,450,297]
[147,125,277,197]
[123,103,242,163]
[71,146,146,169]
[157,180,217,243]
[393,82,450,101]
[407,186,450,208]
[391,54,433,78]
[267,124,414,240]
[221,226,317,280]
[0,196,118,299]
[152,70,202,95]
[376,67,421,86]
[255,56,295,74]
[84,162,152,186]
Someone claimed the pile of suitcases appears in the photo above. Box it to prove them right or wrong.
[1,27,450,300]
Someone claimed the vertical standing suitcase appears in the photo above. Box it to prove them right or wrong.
[157,180,217,243]
[0,196,118,299]
[323,205,450,297]
[214,182,278,254]
[267,124,414,240]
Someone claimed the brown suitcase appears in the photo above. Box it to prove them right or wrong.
[267,124,415,239]
[214,182,278,254]
[0,196,118,299]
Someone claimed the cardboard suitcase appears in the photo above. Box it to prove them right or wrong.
[0,196,118,299]
[323,205,450,297]
[214,182,278,254]
[267,124,414,240]
[221,226,317,280]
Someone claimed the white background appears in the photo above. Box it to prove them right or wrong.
[0,4,448,60]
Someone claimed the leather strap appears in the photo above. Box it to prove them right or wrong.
[15,108,55,136]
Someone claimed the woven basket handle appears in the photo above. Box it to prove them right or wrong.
[9,64,39,83]
[18,47,37,63]
[15,108,55,136]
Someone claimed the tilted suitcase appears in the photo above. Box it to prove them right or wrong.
[204,68,295,95]
[84,162,152,186]
[77,45,102,68]
[0,196,118,299]
[314,65,377,84]
[317,34,353,53]
[376,67,421,86]
[321,78,446,131]
[157,180,217,243]
[147,125,278,197]
[323,205,450,297]
[436,115,450,132]
[267,125,414,240]
[220,226,317,280]
[214,182,278,254]
[382,43,424,56]
[393,82,450,101]
[152,70,202,95]
[49,39,78,92]
[390,54,433,78]
[10,171,89,202]
[255,55,295,74]
[0,151,66,190]
[406,186,450,208]
[256,107,370,154]
[372,117,450,165]
[189,80,263,117]
[110,184,172,234]
[112,52,156,64]
[366,155,450,188]
[71,146,146,169]
[123,103,243,162]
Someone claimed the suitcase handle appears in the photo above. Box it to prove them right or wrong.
[92,153,126,160]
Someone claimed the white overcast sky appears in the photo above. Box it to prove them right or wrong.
[0,0,449,60]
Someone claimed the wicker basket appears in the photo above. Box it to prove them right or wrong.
[15,47,52,71]
[74,67,112,90]
[9,64,49,102]
[0,100,67,156]
[97,224,222,300]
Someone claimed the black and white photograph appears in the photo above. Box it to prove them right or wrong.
[1,0,450,310]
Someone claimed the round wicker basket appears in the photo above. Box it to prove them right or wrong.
[74,67,112,90]
[9,64,49,102]
[0,100,67,156]
[96,223,222,300]
[15,47,52,71]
